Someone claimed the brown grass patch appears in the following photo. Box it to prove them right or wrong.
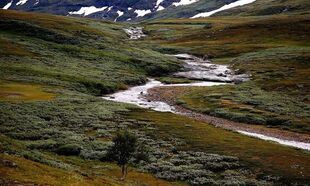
[0,81,55,101]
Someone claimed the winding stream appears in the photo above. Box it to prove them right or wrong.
[103,78,225,112]
[103,28,310,151]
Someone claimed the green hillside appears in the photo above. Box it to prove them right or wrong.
[0,9,309,186]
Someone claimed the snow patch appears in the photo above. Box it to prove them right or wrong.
[173,0,199,7]
[156,0,165,7]
[155,0,165,11]
[157,6,165,11]
[2,1,13,9]
[16,0,28,6]
[108,6,113,12]
[238,131,310,151]
[134,9,152,17]
[191,0,256,18]
[69,6,108,16]
[114,10,124,22]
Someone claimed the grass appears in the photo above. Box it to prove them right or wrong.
[0,38,34,57]
[0,88,186,185]
[143,15,309,57]
[128,110,310,184]
[177,81,309,132]
[0,153,177,186]
[0,9,181,96]
[157,77,195,84]
[0,81,55,101]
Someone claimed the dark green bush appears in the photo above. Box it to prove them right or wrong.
[56,144,82,156]
[266,117,289,126]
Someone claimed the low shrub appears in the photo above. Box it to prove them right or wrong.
[266,117,289,126]
[56,144,81,156]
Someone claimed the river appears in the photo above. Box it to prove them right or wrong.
[103,28,310,151]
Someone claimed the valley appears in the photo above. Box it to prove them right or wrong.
[0,1,310,185]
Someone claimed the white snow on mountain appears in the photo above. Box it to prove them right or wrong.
[114,10,124,21]
[117,10,124,17]
[154,0,165,11]
[134,9,152,17]
[173,0,199,7]
[156,0,165,7]
[69,6,108,16]
[2,1,13,9]
[156,6,165,11]
[16,0,28,6]
[191,0,256,18]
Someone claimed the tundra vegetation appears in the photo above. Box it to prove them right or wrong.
[0,8,309,186]
[141,14,310,133]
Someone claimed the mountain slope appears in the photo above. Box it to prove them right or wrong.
[216,0,310,16]
[0,0,240,21]
[1,0,308,22]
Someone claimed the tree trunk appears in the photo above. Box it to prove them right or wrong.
[121,164,128,180]
[125,165,128,179]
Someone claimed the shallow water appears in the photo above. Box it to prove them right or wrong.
[102,54,309,151]
[124,27,146,40]
[172,54,249,83]
[237,130,310,151]
[103,79,225,112]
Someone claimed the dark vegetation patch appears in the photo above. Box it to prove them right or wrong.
[0,19,79,44]
[157,77,194,84]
